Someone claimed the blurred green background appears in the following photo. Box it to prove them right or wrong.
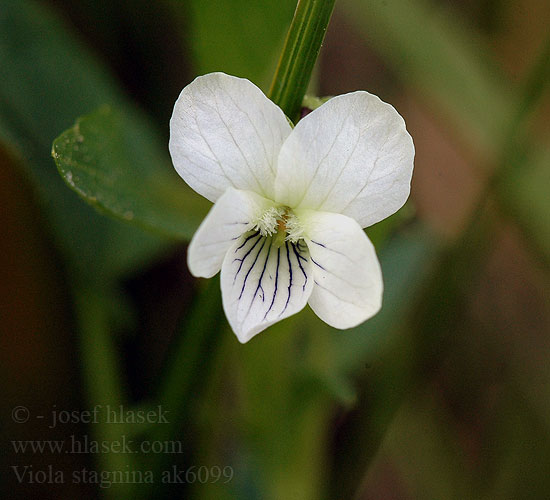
[1,0,549,498]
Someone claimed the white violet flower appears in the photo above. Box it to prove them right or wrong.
[169,72,414,343]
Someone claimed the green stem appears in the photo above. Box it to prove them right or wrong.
[269,0,336,121]
[73,287,134,499]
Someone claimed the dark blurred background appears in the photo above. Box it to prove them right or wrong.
[1,0,549,498]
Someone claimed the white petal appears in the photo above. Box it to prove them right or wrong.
[298,210,383,329]
[169,72,292,202]
[275,92,414,227]
[221,235,313,343]
[188,188,273,278]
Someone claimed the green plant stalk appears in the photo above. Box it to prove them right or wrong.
[269,0,336,121]
[73,288,134,499]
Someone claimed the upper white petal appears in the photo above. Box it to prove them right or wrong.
[275,91,414,227]
[169,72,292,202]
[298,209,383,329]
[187,188,273,278]
[221,235,313,343]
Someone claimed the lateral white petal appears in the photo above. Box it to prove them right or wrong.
[187,188,273,278]
[170,72,292,202]
[299,210,383,329]
[275,92,414,227]
[221,235,313,343]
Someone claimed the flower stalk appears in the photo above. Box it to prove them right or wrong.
[269,0,337,122]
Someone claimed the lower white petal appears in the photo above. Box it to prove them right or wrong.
[221,234,314,343]
[187,188,273,278]
[298,210,383,329]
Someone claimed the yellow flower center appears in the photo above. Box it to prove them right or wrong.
[254,206,304,246]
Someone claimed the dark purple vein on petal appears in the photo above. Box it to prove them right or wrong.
[280,242,293,317]
[264,246,281,321]
[238,237,267,300]
[247,240,272,315]
[311,239,354,263]
[291,242,308,291]
[233,233,262,282]
[235,231,260,252]
[310,256,326,271]
[310,240,327,248]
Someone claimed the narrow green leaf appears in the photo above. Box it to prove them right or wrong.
[53,106,209,240]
